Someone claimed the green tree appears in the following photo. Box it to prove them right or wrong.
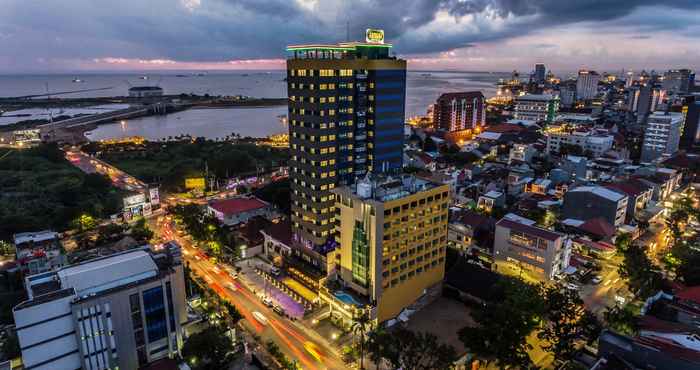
[618,243,663,298]
[614,232,632,254]
[538,287,601,362]
[72,214,97,233]
[181,326,236,370]
[603,305,638,336]
[1,331,20,360]
[366,327,456,370]
[129,217,154,242]
[0,240,15,256]
[351,310,372,369]
[458,277,545,368]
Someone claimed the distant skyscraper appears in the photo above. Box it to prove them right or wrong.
[680,95,700,150]
[576,70,600,100]
[432,91,485,132]
[558,80,577,107]
[286,30,406,270]
[625,71,635,88]
[534,63,546,84]
[662,69,693,94]
[641,111,684,163]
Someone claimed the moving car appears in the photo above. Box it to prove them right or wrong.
[252,311,268,326]
[270,267,281,276]
[272,305,285,316]
[262,296,274,307]
[226,282,237,291]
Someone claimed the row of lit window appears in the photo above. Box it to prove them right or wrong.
[292,166,337,179]
[292,157,337,167]
[383,240,445,261]
[289,83,337,90]
[382,258,444,289]
[292,190,335,204]
[291,132,337,142]
[290,69,353,77]
[291,177,336,191]
[383,192,450,217]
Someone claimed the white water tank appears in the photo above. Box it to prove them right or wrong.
[357,179,372,199]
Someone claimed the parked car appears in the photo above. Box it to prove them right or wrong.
[591,275,603,285]
[565,283,580,291]
[252,311,268,326]
[270,267,281,276]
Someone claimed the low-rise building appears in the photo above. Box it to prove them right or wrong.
[562,186,628,227]
[545,126,614,158]
[207,196,274,226]
[128,86,163,98]
[13,231,66,275]
[493,216,570,281]
[447,209,495,255]
[326,174,449,324]
[508,143,537,164]
[514,94,560,123]
[13,244,186,370]
[605,179,654,222]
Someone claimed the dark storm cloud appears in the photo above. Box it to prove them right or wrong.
[0,0,699,68]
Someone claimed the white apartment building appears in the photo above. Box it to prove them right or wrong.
[641,111,684,163]
[576,70,600,100]
[545,127,614,158]
[493,216,571,281]
[13,245,186,370]
[514,94,560,123]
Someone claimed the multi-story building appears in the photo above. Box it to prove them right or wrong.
[562,186,629,227]
[432,91,485,132]
[514,94,560,123]
[576,70,600,100]
[325,174,449,324]
[493,216,570,281]
[641,111,684,163]
[13,230,66,275]
[558,80,577,107]
[662,69,693,94]
[12,244,186,370]
[545,126,614,158]
[629,84,665,123]
[534,63,546,84]
[680,95,700,150]
[286,31,406,273]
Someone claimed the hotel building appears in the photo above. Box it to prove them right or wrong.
[514,94,560,123]
[286,30,406,274]
[325,174,449,324]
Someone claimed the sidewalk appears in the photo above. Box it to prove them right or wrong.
[234,259,306,319]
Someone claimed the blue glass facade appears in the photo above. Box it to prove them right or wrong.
[142,286,167,343]
[371,69,405,171]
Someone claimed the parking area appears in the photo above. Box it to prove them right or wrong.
[235,259,307,319]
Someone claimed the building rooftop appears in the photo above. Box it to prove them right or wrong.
[496,217,562,241]
[13,230,58,245]
[436,91,484,101]
[568,186,626,202]
[209,197,268,216]
[57,248,158,297]
[516,94,558,102]
[129,86,163,91]
[336,174,444,203]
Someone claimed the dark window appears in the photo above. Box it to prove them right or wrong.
[129,294,140,313]
[165,282,176,332]
[143,286,168,342]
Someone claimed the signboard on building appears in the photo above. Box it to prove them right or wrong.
[365,28,384,44]
[149,187,160,206]
[185,177,206,190]
[123,193,146,208]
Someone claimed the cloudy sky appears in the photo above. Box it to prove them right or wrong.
[1,0,699,73]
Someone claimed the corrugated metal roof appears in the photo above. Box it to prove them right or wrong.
[57,249,157,296]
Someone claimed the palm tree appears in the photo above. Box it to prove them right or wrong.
[351,310,372,370]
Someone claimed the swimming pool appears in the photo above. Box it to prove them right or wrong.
[334,291,361,306]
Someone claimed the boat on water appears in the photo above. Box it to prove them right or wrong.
[420,73,432,77]
[72,78,84,83]
[139,76,148,80]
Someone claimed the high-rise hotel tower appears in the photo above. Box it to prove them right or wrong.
[286,29,406,271]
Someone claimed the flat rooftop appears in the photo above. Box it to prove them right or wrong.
[334,174,445,203]
[13,230,58,245]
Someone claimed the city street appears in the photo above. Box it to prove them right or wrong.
[152,218,346,370]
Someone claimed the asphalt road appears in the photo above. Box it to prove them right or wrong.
[153,217,347,370]
[65,149,146,192]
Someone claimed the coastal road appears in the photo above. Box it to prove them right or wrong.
[153,218,346,370]
[66,149,146,192]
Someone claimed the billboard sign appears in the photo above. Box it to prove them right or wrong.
[185,177,206,190]
[365,28,384,44]
[149,187,160,206]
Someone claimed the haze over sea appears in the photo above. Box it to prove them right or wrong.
[0,71,507,140]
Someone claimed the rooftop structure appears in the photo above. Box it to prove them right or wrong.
[207,196,274,226]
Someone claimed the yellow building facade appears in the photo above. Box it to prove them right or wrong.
[329,175,449,323]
